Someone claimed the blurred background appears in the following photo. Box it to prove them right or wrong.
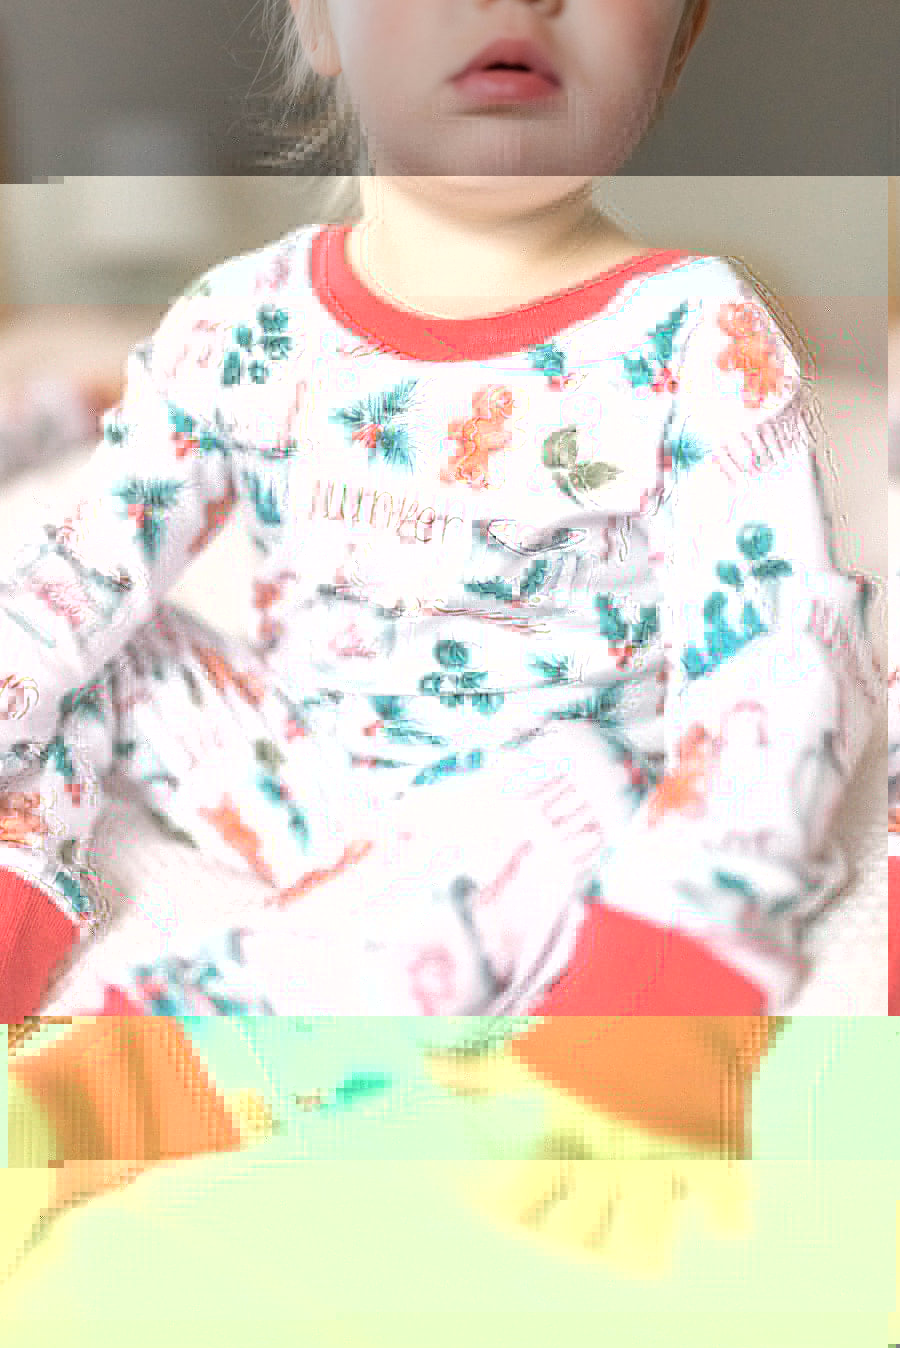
[0,0,895,178]
[891,177,899,480]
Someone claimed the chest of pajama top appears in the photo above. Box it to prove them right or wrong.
[206,330,677,744]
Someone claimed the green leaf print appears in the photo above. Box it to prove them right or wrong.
[751,559,793,582]
[412,749,484,788]
[529,655,572,685]
[569,461,621,492]
[715,561,744,590]
[371,695,447,746]
[145,807,200,849]
[542,426,621,499]
[683,523,792,679]
[46,736,76,782]
[222,307,292,387]
[434,639,470,670]
[54,867,93,916]
[168,407,228,457]
[552,682,625,726]
[622,355,655,388]
[103,409,129,448]
[622,302,689,390]
[631,605,660,647]
[111,478,184,563]
[59,838,80,869]
[650,302,689,365]
[668,429,707,474]
[255,739,287,775]
[464,557,551,603]
[543,427,578,469]
[737,523,775,562]
[712,869,757,899]
[242,470,283,527]
[58,683,106,723]
[329,379,419,472]
[527,340,567,380]
[464,576,517,602]
[593,595,629,642]
[180,667,205,707]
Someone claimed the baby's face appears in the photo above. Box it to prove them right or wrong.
[303,0,702,175]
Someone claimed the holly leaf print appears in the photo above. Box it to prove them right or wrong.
[528,340,567,380]
[529,655,572,685]
[242,470,283,527]
[623,303,690,391]
[651,302,689,365]
[622,355,655,388]
[668,429,707,474]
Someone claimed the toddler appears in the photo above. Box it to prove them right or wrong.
[889,330,899,1011]
[0,9,882,1021]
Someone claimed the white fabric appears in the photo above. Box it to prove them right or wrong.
[0,234,883,1013]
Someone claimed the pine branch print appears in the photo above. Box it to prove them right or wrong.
[111,478,184,562]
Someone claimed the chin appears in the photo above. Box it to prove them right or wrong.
[432,176,591,191]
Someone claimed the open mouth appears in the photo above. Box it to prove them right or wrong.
[451,40,563,105]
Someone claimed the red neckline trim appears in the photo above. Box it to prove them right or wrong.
[310,222,698,362]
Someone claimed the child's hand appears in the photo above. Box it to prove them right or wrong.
[424,1043,751,1276]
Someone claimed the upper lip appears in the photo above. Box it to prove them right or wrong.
[453,39,561,85]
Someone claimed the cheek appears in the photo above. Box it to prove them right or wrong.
[338,0,413,76]
[588,0,685,88]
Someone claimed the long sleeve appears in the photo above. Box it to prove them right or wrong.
[0,282,240,1018]
[598,261,883,1010]
[888,567,899,1010]
[888,566,899,841]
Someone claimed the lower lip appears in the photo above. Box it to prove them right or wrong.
[451,69,562,105]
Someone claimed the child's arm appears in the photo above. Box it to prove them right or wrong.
[888,567,899,840]
[594,261,883,1011]
[0,275,241,1020]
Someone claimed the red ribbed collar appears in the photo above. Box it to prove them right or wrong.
[310,222,696,362]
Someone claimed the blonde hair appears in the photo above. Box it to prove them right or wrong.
[251,0,365,176]
[250,0,709,176]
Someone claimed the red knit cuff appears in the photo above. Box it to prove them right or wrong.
[528,903,768,1015]
[889,856,900,1015]
[0,868,78,1020]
